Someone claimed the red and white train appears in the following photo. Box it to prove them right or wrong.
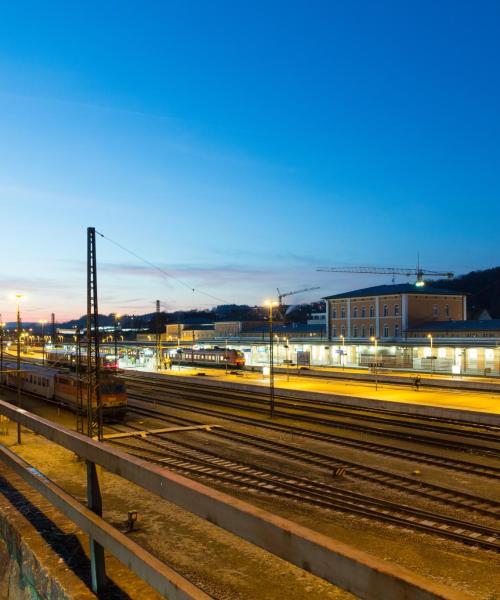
[46,348,119,371]
[171,348,245,369]
[3,361,127,418]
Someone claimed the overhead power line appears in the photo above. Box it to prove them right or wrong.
[95,230,229,304]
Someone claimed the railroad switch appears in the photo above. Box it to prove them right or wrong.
[332,467,346,478]
[126,510,138,532]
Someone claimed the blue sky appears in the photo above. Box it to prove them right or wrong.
[1,1,499,321]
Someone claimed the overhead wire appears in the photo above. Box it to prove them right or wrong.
[95,230,230,305]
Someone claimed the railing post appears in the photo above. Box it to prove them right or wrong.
[87,461,106,592]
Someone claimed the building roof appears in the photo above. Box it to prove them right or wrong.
[409,319,500,333]
[323,283,465,300]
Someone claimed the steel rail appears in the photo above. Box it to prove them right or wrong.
[109,435,500,553]
[125,379,500,455]
[127,393,500,479]
[126,403,500,516]
[123,372,500,431]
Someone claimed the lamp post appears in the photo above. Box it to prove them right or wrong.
[39,319,47,365]
[225,338,228,375]
[285,336,290,382]
[114,313,121,369]
[427,333,433,373]
[340,334,345,370]
[370,336,379,391]
[15,294,24,444]
[264,300,279,417]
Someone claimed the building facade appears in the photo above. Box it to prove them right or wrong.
[324,284,467,341]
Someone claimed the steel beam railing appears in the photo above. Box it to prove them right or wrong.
[0,399,472,600]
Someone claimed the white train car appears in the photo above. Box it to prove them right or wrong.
[3,361,57,399]
[2,360,127,418]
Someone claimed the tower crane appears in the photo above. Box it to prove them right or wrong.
[316,266,453,286]
[276,286,320,305]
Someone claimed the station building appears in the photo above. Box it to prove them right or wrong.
[118,283,500,377]
[325,283,467,341]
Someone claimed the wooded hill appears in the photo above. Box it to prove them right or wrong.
[432,266,500,318]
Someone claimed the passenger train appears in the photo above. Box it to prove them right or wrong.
[46,348,119,371]
[2,361,127,418]
[172,348,245,369]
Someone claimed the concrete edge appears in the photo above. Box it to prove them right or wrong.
[0,465,86,600]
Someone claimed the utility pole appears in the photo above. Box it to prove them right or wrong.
[85,226,106,593]
[155,300,161,370]
[265,300,278,417]
[39,319,47,365]
[75,326,84,434]
[15,295,23,444]
[51,313,56,345]
[0,316,4,386]
[113,313,120,368]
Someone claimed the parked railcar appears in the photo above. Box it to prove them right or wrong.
[173,348,245,369]
[46,348,118,371]
[2,361,126,418]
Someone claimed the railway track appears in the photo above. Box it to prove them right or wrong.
[123,375,500,457]
[124,372,500,431]
[127,392,500,479]
[105,421,500,553]
[126,402,500,517]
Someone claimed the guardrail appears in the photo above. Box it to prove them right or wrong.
[0,399,473,600]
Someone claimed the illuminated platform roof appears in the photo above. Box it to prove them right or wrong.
[323,283,466,300]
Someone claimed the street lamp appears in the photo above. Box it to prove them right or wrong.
[264,300,279,417]
[427,334,433,373]
[39,319,47,365]
[370,336,379,391]
[339,334,345,370]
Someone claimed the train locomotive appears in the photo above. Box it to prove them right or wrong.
[172,348,245,369]
[2,361,127,418]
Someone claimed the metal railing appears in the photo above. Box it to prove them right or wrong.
[0,399,472,600]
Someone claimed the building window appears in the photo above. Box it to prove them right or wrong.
[383,304,388,317]
[332,326,337,337]
[361,306,366,318]
[383,325,389,337]
[332,308,337,318]
[361,325,366,337]
[341,325,345,336]
[353,326,358,337]
[370,305,374,318]
[369,325,374,337]
[353,307,358,318]
[341,306,345,319]
[394,324,399,337]
[394,304,399,316]
[433,304,439,318]
[445,304,450,318]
